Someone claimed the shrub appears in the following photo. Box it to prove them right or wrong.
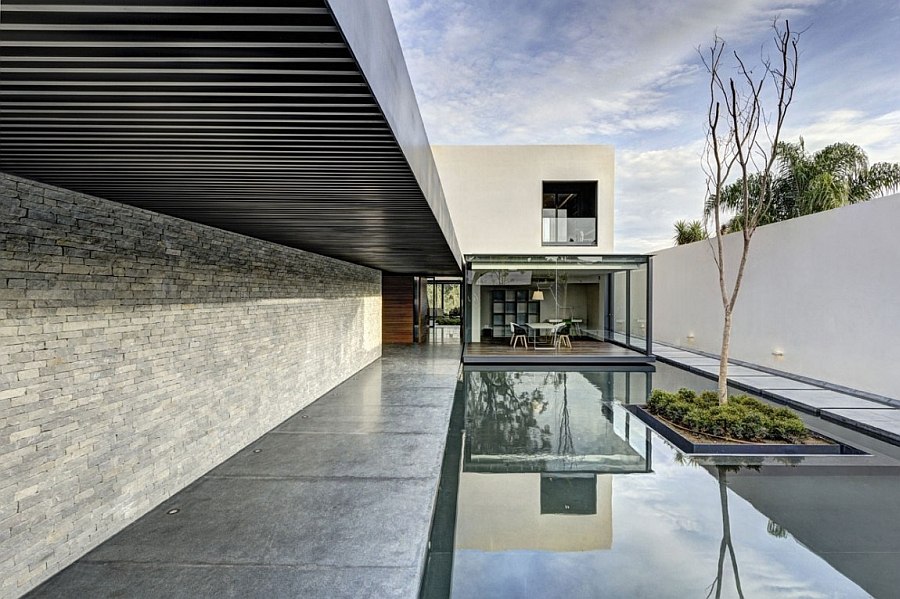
[647,388,808,442]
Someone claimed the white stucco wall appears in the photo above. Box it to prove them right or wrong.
[652,194,900,399]
[431,145,614,255]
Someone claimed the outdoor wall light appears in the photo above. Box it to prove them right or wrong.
[531,290,544,301]
[686,333,695,339]
[772,349,785,357]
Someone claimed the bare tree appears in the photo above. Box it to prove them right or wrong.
[701,21,800,403]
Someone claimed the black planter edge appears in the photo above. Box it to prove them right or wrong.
[624,405,865,455]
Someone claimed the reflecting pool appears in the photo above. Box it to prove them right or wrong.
[424,365,900,599]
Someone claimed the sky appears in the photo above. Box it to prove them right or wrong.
[385,0,900,253]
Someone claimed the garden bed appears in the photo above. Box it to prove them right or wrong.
[626,388,863,455]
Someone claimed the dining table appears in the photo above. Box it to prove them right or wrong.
[526,322,558,350]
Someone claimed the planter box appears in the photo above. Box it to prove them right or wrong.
[625,405,864,456]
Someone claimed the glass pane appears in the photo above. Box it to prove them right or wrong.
[629,264,648,352]
[442,284,460,317]
[612,271,627,344]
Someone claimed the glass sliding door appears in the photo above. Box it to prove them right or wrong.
[464,255,652,356]
[427,278,462,327]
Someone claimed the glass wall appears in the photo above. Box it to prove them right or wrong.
[612,270,627,345]
[464,255,652,355]
[605,261,651,354]
[427,278,461,326]
[629,262,649,353]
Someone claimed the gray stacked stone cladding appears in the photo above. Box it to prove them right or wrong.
[0,173,382,597]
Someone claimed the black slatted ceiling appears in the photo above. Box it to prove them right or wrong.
[0,0,460,274]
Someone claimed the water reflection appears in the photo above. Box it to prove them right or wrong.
[446,367,885,599]
[709,466,745,599]
[464,369,651,473]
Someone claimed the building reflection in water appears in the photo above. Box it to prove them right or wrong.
[457,368,653,553]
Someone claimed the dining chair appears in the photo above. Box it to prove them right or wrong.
[555,324,572,349]
[510,323,529,349]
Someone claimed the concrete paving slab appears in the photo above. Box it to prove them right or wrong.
[693,365,773,377]
[308,386,457,408]
[654,350,701,358]
[26,563,419,599]
[277,405,451,434]
[211,431,445,479]
[85,476,436,569]
[26,343,460,599]
[823,409,900,444]
[670,358,721,366]
[729,376,819,390]
[379,373,459,389]
[771,389,884,414]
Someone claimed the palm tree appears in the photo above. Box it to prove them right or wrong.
[708,138,900,232]
[673,219,708,245]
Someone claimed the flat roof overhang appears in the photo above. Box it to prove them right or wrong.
[0,0,461,275]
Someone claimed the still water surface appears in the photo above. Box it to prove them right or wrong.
[438,365,900,599]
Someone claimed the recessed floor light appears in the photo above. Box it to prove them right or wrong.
[253,449,262,453]
[166,508,180,515]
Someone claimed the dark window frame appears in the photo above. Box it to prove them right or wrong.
[541,180,598,247]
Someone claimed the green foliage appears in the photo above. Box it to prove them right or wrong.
[673,219,708,245]
[706,138,900,232]
[435,316,460,325]
[647,388,808,442]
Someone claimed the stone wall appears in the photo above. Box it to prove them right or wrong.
[0,173,382,597]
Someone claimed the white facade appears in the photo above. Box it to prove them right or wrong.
[652,194,900,399]
[431,145,614,255]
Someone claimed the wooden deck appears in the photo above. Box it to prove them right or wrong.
[463,340,654,365]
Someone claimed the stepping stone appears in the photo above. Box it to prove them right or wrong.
[729,376,819,391]
[772,389,885,414]
[822,409,900,444]
[693,365,772,377]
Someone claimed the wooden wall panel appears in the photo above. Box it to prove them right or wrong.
[382,275,414,344]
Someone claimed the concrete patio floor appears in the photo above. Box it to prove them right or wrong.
[25,343,461,599]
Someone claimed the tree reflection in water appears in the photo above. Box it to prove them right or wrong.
[553,373,574,455]
[706,466,745,599]
[466,371,576,457]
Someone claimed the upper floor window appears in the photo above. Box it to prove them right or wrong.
[542,181,597,246]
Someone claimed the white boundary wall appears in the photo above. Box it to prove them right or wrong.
[652,194,900,399]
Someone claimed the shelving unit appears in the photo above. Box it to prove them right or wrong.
[491,289,540,339]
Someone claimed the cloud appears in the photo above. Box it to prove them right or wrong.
[787,110,900,164]
[389,0,825,144]
[388,0,899,255]
[614,142,708,253]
